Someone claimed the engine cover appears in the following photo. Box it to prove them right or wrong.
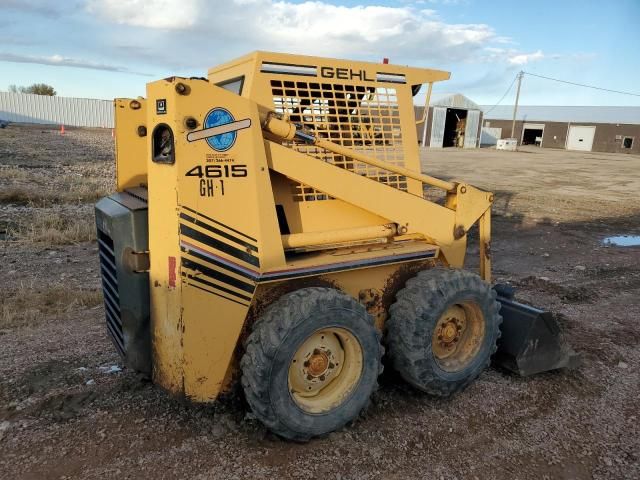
[95,188,151,375]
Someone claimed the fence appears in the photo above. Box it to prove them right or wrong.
[0,91,114,128]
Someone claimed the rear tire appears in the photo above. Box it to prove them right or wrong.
[387,268,501,396]
[241,288,383,441]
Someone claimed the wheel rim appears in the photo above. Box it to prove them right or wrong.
[432,301,486,372]
[288,327,363,414]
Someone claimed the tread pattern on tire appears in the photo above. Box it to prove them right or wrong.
[386,268,502,397]
[241,287,383,441]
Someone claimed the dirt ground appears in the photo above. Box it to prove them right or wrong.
[1,124,639,479]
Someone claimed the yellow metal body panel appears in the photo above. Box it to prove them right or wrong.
[114,98,147,190]
[479,209,492,282]
[269,170,390,232]
[145,78,285,401]
[110,51,493,403]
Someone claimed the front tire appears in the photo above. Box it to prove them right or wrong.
[241,288,383,441]
[387,268,501,396]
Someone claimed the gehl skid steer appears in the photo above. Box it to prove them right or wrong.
[96,52,578,441]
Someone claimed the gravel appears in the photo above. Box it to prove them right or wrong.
[1,126,639,479]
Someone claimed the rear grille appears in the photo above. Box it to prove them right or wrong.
[98,229,125,356]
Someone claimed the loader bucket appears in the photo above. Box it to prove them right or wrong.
[493,285,580,376]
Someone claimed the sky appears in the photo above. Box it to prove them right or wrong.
[1,0,639,106]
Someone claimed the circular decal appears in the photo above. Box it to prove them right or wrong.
[204,107,236,151]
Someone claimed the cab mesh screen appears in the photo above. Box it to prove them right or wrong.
[270,79,407,201]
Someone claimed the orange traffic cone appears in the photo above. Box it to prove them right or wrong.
[60,124,65,135]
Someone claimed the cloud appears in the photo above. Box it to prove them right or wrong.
[508,50,544,65]
[0,0,79,16]
[2,0,566,91]
[0,35,40,46]
[0,52,150,75]
[85,0,200,29]
[84,0,500,65]
[481,47,546,66]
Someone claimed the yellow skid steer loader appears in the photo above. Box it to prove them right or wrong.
[95,52,577,441]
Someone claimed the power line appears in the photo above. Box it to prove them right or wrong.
[484,74,518,114]
[523,71,640,97]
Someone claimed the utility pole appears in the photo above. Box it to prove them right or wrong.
[511,71,524,140]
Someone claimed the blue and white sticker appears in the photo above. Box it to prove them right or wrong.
[185,108,252,152]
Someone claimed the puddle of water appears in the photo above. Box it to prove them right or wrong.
[603,235,640,247]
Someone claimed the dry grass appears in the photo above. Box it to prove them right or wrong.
[0,186,59,206]
[8,209,96,245]
[0,283,103,329]
[1,163,107,245]
[0,164,113,206]
[0,167,30,182]
[0,184,110,206]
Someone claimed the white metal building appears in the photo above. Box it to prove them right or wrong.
[0,91,113,128]
[415,93,483,149]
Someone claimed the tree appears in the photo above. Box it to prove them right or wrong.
[7,83,56,96]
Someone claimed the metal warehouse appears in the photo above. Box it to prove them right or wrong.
[480,105,640,155]
[415,93,483,148]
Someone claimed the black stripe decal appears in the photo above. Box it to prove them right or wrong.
[181,257,255,294]
[261,70,317,78]
[180,224,260,267]
[180,212,258,253]
[181,246,256,282]
[182,271,252,303]
[181,205,257,242]
[181,268,253,302]
[185,281,250,307]
[182,236,435,288]
[181,244,435,283]
[259,251,436,281]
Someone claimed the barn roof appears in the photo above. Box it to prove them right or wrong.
[481,105,640,125]
[429,93,482,111]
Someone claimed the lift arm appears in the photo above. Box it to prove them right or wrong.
[262,113,494,278]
